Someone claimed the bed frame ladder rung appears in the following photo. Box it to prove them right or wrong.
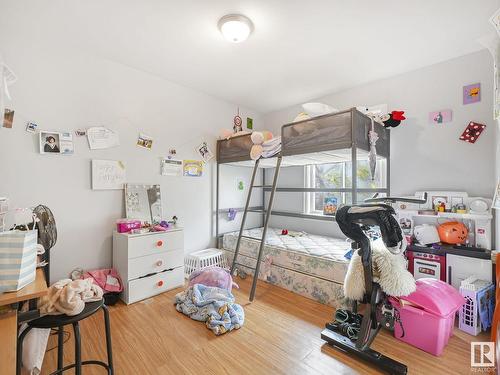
[230,156,282,302]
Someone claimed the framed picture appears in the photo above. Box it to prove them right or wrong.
[428,109,452,124]
[323,196,338,216]
[463,83,481,105]
[398,214,414,235]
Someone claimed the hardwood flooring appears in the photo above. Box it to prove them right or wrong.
[38,278,486,374]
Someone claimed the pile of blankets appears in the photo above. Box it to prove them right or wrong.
[38,278,103,316]
[175,283,244,335]
[261,136,281,158]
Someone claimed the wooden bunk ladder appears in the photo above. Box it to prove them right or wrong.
[230,155,283,301]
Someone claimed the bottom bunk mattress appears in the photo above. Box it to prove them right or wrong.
[222,227,350,306]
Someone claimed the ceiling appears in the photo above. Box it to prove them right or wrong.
[1,0,499,113]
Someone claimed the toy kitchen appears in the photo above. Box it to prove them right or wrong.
[396,191,494,289]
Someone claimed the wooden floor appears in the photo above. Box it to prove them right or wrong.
[38,278,486,375]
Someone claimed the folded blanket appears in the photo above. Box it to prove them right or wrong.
[261,136,281,158]
[175,284,244,335]
[38,278,103,316]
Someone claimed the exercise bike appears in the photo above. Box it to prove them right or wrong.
[321,194,427,375]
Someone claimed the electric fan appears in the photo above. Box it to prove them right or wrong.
[32,205,57,281]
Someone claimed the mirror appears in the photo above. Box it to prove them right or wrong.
[125,184,162,224]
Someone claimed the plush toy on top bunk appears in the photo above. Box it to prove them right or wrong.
[357,106,406,128]
[250,131,281,160]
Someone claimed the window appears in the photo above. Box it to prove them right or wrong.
[305,158,387,215]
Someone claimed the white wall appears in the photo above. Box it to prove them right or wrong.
[0,42,260,283]
[263,51,496,238]
[217,165,263,236]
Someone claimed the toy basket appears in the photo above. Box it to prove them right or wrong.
[459,277,493,336]
[184,248,228,278]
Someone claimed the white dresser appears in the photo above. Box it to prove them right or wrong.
[112,227,185,304]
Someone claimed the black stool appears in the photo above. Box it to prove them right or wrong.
[17,299,114,375]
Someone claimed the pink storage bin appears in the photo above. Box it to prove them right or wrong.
[389,278,465,356]
[116,219,141,233]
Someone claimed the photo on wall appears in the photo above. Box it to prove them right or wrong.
[3,109,14,128]
[137,133,153,149]
[39,132,61,154]
[428,109,452,124]
[39,131,74,155]
[195,141,214,162]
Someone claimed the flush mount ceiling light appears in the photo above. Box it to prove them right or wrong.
[218,14,253,43]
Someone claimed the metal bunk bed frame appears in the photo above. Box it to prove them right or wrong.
[215,108,390,301]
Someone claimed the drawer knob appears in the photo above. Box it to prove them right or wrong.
[157,280,164,287]
[156,240,163,247]
[156,260,163,267]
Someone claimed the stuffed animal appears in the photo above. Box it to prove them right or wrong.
[381,111,406,128]
[188,266,239,292]
[250,130,273,160]
[219,128,251,140]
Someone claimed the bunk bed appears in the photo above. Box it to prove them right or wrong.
[215,108,391,306]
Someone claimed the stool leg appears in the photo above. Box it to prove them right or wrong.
[72,322,82,375]
[57,327,64,371]
[102,304,114,374]
[16,326,33,375]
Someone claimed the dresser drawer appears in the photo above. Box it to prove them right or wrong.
[127,231,183,259]
[127,266,184,304]
[127,250,184,281]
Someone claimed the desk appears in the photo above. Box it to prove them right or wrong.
[0,269,48,375]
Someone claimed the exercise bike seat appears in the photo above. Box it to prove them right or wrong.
[336,204,404,254]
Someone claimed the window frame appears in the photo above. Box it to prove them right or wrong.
[304,160,388,216]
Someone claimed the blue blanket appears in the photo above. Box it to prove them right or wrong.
[174,284,244,335]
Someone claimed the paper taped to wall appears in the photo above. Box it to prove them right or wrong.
[161,158,182,176]
[91,159,126,190]
[87,127,120,150]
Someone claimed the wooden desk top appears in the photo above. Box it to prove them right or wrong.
[0,269,48,307]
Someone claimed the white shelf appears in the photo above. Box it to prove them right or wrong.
[397,211,492,220]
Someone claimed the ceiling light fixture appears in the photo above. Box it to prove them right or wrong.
[218,14,253,43]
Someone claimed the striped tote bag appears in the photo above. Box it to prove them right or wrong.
[0,230,38,292]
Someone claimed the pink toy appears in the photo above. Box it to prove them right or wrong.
[188,266,239,292]
[116,219,141,233]
[389,278,465,356]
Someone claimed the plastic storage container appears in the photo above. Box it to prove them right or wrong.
[389,278,465,356]
[116,219,142,233]
[184,248,228,278]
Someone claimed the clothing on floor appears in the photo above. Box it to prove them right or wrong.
[175,283,244,335]
[38,278,103,316]
[20,325,50,375]
[83,268,123,293]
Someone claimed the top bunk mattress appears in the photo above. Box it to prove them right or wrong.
[222,227,350,284]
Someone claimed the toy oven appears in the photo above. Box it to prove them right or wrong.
[406,250,446,282]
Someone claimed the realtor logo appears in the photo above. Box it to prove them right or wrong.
[471,342,495,368]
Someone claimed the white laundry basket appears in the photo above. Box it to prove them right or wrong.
[184,248,228,279]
